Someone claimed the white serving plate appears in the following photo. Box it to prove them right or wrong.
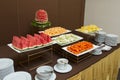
[7,41,54,53]
[75,28,102,36]
[52,33,83,46]
[62,44,99,57]
[39,30,71,37]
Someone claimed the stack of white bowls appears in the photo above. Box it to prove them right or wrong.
[95,31,106,43]
[105,34,118,46]
[0,58,14,80]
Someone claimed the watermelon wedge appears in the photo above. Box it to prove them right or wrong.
[40,33,52,43]
[39,36,47,44]
[12,36,22,50]
[27,34,37,48]
[34,34,42,46]
[21,36,29,49]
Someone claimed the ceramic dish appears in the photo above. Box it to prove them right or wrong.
[75,28,102,36]
[39,30,71,37]
[54,64,72,73]
[35,73,56,80]
[62,44,99,57]
[7,41,54,53]
[52,33,83,46]
[3,71,31,80]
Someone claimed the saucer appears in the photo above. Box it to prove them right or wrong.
[54,64,72,73]
[35,73,56,80]
[102,45,112,51]
[3,71,31,80]
[92,51,102,55]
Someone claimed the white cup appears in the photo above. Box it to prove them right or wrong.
[56,58,68,70]
[36,66,54,80]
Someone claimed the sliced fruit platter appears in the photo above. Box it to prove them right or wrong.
[8,33,53,53]
[76,25,102,35]
[62,41,99,56]
[52,33,83,46]
[40,27,71,37]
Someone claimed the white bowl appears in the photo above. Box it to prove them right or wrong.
[3,71,31,80]
[36,66,54,80]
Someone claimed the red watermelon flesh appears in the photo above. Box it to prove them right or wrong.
[21,36,29,49]
[27,34,37,48]
[12,36,22,49]
[34,34,42,46]
[12,36,18,46]
[40,33,51,42]
[46,34,52,42]
[34,34,41,39]
[39,36,47,44]
[34,33,48,44]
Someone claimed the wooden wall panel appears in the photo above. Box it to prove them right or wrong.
[0,0,18,45]
[58,0,84,30]
[0,0,85,45]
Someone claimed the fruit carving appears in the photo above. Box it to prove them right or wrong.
[67,41,93,54]
[12,33,52,50]
[35,9,48,24]
[32,9,51,28]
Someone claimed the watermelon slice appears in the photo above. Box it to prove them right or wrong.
[12,36,22,50]
[39,36,47,44]
[12,36,19,47]
[34,34,42,46]
[21,36,29,49]
[40,33,52,43]
[27,34,37,48]
[34,33,48,44]
[45,34,52,42]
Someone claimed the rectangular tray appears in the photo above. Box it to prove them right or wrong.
[8,41,54,53]
[62,44,99,57]
[75,28,102,36]
[52,33,83,46]
[39,30,71,37]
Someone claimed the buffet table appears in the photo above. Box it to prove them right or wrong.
[0,32,120,80]
[0,43,120,80]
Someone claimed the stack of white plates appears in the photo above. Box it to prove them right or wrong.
[0,58,14,80]
[105,34,118,46]
[95,31,106,43]
[3,71,32,80]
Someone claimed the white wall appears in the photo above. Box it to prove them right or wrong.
[84,0,120,43]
